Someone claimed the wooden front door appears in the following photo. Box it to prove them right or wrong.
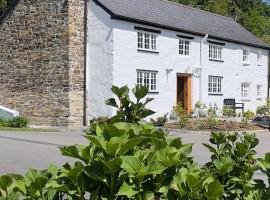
[177,74,192,114]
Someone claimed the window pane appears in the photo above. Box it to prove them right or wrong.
[138,32,143,49]
[144,33,150,49]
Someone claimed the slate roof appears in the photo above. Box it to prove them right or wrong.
[94,0,270,50]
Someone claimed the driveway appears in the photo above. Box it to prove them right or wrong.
[0,128,270,176]
[0,129,88,175]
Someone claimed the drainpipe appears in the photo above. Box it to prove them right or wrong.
[199,34,208,101]
[83,0,88,126]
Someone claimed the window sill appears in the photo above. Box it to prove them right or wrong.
[148,91,159,94]
[257,97,263,100]
[257,64,262,66]
[179,54,191,58]
[243,63,250,66]
[241,98,251,102]
[209,59,224,63]
[137,49,159,54]
[208,93,223,96]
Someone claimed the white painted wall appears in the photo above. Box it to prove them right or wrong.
[87,2,269,120]
[86,0,114,121]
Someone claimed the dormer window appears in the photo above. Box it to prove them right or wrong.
[137,32,157,51]
[243,49,249,64]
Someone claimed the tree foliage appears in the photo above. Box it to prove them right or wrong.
[170,0,270,44]
[0,0,11,16]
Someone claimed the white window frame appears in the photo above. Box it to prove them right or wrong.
[243,49,250,65]
[137,31,158,52]
[137,70,158,92]
[209,44,223,61]
[257,51,262,65]
[257,85,262,99]
[179,38,191,56]
[241,82,250,99]
[208,76,223,95]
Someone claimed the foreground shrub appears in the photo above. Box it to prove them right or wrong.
[2,85,270,200]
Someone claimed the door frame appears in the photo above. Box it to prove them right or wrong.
[176,73,192,114]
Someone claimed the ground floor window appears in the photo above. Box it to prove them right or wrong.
[137,70,158,92]
[208,76,222,94]
[241,83,250,99]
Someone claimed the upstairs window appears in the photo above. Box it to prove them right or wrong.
[243,49,249,64]
[209,45,222,60]
[137,70,158,92]
[137,32,157,51]
[208,76,222,94]
[241,83,250,99]
[179,39,190,56]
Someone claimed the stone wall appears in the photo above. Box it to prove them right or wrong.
[0,0,85,126]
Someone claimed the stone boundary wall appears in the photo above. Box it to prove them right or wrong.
[0,0,85,126]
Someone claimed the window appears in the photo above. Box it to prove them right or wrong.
[257,51,262,65]
[208,76,222,94]
[257,85,262,98]
[137,70,158,92]
[179,39,190,56]
[137,32,157,51]
[241,83,250,99]
[243,49,249,64]
[209,45,222,60]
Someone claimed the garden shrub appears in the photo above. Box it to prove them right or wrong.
[257,105,268,115]
[222,105,236,117]
[0,116,29,128]
[2,85,270,200]
[242,110,255,125]
[173,103,190,128]
[150,114,168,127]
[207,104,220,129]
[194,101,207,118]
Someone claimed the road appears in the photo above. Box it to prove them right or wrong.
[0,129,270,175]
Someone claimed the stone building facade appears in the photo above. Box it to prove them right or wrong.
[0,0,85,126]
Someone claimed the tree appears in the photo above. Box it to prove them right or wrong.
[169,0,270,44]
[0,0,12,16]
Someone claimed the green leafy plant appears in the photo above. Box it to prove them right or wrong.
[222,105,236,118]
[105,85,155,123]
[256,105,268,116]
[0,116,29,128]
[173,103,190,128]
[242,110,255,125]
[203,132,263,199]
[150,114,168,127]
[194,101,207,118]
[3,85,270,200]
[207,104,220,129]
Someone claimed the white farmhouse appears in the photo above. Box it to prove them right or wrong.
[87,0,270,119]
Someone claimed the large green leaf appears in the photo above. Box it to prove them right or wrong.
[121,156,141,174]
[0,175,13,191]
[117,182,138,198]
[205,181,224,200]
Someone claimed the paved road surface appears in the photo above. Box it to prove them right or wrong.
[0,129,270,176]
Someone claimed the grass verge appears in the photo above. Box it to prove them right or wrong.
[0,127,59,132]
